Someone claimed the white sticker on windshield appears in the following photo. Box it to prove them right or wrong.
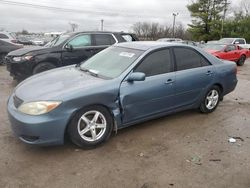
[119,52,135,58]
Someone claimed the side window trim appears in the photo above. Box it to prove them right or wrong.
[172,46,211,72]
[133,47,174,77]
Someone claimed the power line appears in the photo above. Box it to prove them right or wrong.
[0,0,178,19]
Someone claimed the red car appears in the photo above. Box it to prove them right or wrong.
[204,44,250,66]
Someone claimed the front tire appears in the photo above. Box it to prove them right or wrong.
[200,86,221,113]
[237,55,246,66]
[32,62,56,74]
[68,106,114,149]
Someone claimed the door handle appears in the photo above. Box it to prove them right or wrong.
[206,70,213,75]
[165,79,174,84]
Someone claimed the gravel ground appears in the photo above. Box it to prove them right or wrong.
[0,59,250,188]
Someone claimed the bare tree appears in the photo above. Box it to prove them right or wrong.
[69,22,79,32]
[240,0,250,15]
[132,22,189,40]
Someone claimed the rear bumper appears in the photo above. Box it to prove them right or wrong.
[7,94,70,146]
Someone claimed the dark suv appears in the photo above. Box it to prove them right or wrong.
[5,31,138,80]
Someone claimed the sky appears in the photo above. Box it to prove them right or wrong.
[0,0,239,33]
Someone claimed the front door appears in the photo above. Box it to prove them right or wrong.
[119,48,176,124]
[61,34,94,66]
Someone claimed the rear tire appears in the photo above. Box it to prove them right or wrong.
[32,62,56,74]
[237,55,246,66]
[68,105,113,149]
[200,86,221,113]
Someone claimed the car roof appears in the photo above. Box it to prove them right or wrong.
[68,31,134,36]
[115,41,189,51]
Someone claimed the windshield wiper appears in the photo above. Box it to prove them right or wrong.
[79,67,99,77]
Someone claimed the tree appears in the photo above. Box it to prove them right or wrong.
[132,22,189,40]
[187,0,226,41]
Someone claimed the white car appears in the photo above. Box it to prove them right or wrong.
[157,38,182,42]
[0,31,17,43]
[31,38,45,46]
[218,38,250,49]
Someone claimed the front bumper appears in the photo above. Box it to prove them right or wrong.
[5,57,33,80]
[7,94,70,146]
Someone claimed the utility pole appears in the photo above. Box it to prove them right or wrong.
[172,13,178,38]
[221,0,230,38]
[101,19,104,31]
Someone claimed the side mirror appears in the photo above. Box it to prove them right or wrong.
[65,44,73,51]
[234,41,239,44]
[127,72,146,82]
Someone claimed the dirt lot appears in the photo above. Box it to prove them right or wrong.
[0,59,250,188]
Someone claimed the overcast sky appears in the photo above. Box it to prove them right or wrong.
[0,0,239,33]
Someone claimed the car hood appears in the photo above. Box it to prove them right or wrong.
[14,66,107,102]
[7,46,52,56]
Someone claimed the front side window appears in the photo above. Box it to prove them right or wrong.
[174,48,209,71]
[226,45,236,51]
[94,34,116,46]
[68,34,91,48]
[134,49,172,77]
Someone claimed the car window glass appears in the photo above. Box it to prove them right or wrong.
[94,34,116,45]
[238,39,245,44]
[68,34,91,47]
[174,48,205,71]
[226,45,236,51]
[121,34,135,42]
[0,34,9,39]
[134,49,172,77]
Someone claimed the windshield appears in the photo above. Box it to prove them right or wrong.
[203,44,226,51]
[218,38,234,44]
[80,46,144,79]
[46,34,71,47]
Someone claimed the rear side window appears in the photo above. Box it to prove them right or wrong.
[134,49,172,77]
[94,34,116,46]
[174,48,210,71]
[0,34,8,39]
[68,34,91,47]
[121,34,136,42]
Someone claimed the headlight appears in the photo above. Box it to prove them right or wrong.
[13,55,33,62]
[18,101,62,115]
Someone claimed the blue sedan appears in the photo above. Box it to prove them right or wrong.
[7,42,238,148]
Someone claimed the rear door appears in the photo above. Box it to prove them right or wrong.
[61,34,94,65]
[92,34,117,54]
[173,47,214,108]
[120,48,176,124]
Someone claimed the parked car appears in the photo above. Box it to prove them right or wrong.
[157,38,182,42]
[7,42,237,148]
[0,39,23,65]
[0,31,17,43]
[174,40,197,46]
[218,38,250,49]
[17,36,33,45]
[5,31,139,81]
[31,38,45,46]
[203,43,250,66]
